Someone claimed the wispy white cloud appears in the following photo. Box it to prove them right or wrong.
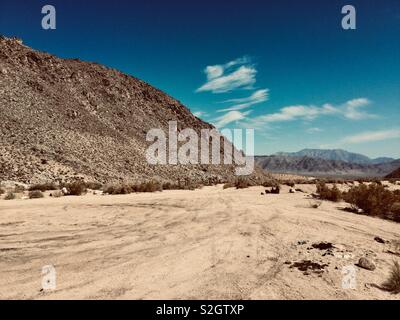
[196,57,256,93]
[340,128,400,144]
[306,127,323,134]
[246,98,375,126]
[217,89,269,112]
[213,110,252,128]
[253,104,338,124]
[343,98,375,120]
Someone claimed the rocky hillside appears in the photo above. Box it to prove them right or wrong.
[0,36,266,184]
[255,155,400,177]
[386,167,400,179]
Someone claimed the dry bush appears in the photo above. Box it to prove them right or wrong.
[285,181,295,187]
[162,181,202,191]
[51,190,63,198]
[316,182,342,202]
[162,182,175,190]
[223,182,235,189]
[28,190,44,199]
[0,188,4,195]
[103,184,132,195]
[64,181,87,196]
[235,178,250,189]
[133,181,163,193]
[84,182,103,190]
[390,202,400,222]
[29,182,58,192]
[382,261,400,294]
[4,192,16,200]
[262,180,280,188]
[343,183,397,218]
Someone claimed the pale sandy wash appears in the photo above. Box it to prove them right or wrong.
[0,185,399,300]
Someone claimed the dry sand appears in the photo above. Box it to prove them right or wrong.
[0,184,399,300]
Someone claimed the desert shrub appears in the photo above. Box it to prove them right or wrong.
[316,182,342,202]
[382,261,400,294]
[133,181,163,193]
[235,178,250,189]
[84,182,103,190]
[343,183,397,217]
[390,202,400,222]
[4,192,16,200]
[29,182,58,192]
[103,184,132,195]
[162,182,175,190]
[262,180,279,188]
[51,190,63,198]
[64,181,87,196]
[0,188,4,195]
[223,182,234,189]
[28,190,44,199]
[285,181,295,187]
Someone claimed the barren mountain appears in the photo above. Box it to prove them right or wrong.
[0,36,266,184]
[386,167,400,179]
[255,155,400,177]
[275,149,395,165]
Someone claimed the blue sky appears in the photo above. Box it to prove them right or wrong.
[1,0,399,158]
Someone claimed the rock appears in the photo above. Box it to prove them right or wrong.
[374,236,385,244]
[356,257,376,271]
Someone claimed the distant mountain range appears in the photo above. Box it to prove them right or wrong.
[255,149,400,178]
[275,149,395,165]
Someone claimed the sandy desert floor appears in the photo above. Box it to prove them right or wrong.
[0,184,399,300]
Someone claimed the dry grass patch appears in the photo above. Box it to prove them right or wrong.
[382,261,400,294]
